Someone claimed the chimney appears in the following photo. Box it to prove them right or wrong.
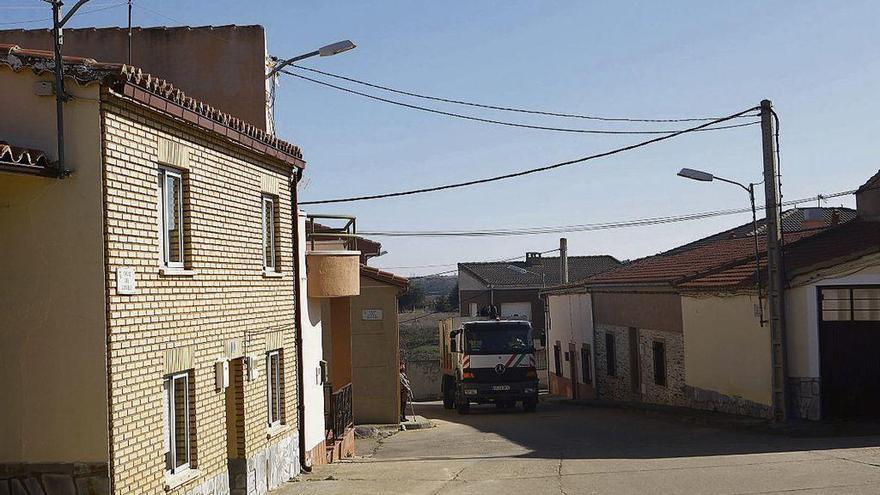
[856,170,880,221]
[560,238,569,285]
[801,207,825,230]
[525,252,543,267]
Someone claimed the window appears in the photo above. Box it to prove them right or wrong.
[553,343,562,376]
[605,333,617,377]
[821,287,880,321]
[653,341,667,386]
[163,372,192,475]
[262,195,277,271]
[267,350,283,427]
[158,168,185,268]
[469,303,478,318]
[581,345,592,384]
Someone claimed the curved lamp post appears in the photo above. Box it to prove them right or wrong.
[266,40,356,79]
[677,168,765,325]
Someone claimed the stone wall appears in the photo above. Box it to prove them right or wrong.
[788,377,821,421]
[0,463,108,495]
[594,324,635,402]
[683,385,773,418]
[229,431,299,495]
[638,328,688,407]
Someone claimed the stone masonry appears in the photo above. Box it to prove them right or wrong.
[637,328,688,407]
[787,377,821,421]
[594,324,635,402]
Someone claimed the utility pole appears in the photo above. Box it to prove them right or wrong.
[559,238,569,285]
[46,0,92,177]
[760,99,787,422]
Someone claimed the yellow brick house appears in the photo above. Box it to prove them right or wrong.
[0,45,306,495]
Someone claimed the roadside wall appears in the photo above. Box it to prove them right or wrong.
[406,360,441,401]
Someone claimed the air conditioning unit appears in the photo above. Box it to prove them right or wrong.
[215,359,229,391]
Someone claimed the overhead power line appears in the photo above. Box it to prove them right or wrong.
[0,2,125,26]
[406,248,560,280]
[299,105,760,205]
[359,189,857,238]
[280,69,759,136]
[289,63,747,124]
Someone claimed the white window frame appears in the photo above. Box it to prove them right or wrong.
[262,195,277,271]
[158,167,185,269]
[266,350,283,427]
[164,371,192,476]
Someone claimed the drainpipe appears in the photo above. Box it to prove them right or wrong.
[290,171,311,472]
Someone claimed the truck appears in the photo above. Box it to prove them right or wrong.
[440,317,539,414]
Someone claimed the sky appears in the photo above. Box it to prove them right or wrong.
[4,1,879,276]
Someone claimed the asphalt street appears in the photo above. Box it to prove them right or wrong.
[280,400,880,495]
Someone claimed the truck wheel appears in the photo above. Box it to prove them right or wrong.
[456,392,470,414]
[523,398,537,413]
[443,389,455,410]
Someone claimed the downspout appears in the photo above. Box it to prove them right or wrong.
[290,170,311,472]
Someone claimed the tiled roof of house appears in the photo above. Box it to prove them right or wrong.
[587,229,822,287]
[0,44,304,168]
[663,207,856,255]
[0,141,50,174]
[679,220,880,290]
[459,255,622,288]
[360,265,409,291]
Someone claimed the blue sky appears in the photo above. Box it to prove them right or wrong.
[5,1,879,276]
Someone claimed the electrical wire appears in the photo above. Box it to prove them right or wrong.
[280,69,759,136]
[406,248,560,280]
[288,63,750,124]
[358,188,857,238]
[0,2,126,26]
[299,106,760,205]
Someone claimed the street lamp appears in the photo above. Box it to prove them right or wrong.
[677,167,765,325]
[266,40,356,79]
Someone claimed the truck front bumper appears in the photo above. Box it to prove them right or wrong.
[460,381,539,403]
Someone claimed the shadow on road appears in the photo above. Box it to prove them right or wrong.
[408,399,880,461]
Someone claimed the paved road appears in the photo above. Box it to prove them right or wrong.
[281,401,880,495]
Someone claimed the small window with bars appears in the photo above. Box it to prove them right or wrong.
[267,349,284,427]
[605,333,617,377]
[820,287,880,322]
[581,345,592,384]
[262,195,279,272]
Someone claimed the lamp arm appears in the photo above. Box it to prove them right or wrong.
[267,51,319,79]
[60,0,92,27]
[713,175,752,195]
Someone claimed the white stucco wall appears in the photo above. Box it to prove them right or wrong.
[786,253,880,378]
[682,294,771,406]
[546,293,594,382]
[297,212,326,454]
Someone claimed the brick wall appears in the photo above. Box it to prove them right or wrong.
[101,94,299,494]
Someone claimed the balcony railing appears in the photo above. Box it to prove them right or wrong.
[325,382,353,441]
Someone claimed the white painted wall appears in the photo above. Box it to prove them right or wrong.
[786,254,880,377]
[297,212,326,455]
[546,293,594,382]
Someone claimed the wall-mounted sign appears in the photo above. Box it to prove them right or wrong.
[362,309,383,321]
[117,267,136,295]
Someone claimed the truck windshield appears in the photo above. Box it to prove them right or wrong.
[464,324,531,355]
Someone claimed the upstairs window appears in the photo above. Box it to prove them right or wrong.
[262,195,278,271]
[158,168,185,268]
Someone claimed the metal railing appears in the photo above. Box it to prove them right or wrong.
[305,214,359,253]
[326,382,353,440]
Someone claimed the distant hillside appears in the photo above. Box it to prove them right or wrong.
[412,275,457,297]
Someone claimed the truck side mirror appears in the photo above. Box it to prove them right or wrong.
[450,339,458,353]
[449,329,460,352]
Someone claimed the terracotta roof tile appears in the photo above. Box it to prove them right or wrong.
[0,140,52,175]
[0,44,304,168]
[360,264,409,291]
[460,255,622,288]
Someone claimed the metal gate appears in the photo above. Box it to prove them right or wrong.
[818,286,880,418]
